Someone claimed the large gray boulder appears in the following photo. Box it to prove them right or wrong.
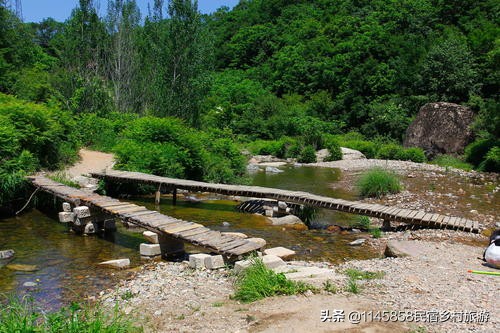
[404,102,475,158]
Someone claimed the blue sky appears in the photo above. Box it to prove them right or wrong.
[21,0,240,22]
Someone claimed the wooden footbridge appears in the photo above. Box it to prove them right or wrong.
[28,175,264,257]
[92,170,481,233]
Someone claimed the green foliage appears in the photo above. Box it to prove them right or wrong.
[431,155,473,171]
[479,146,500,172]
[370,228,382,238]
[376,144,426,163]
[323,280,338,294]
[48,172,80,188]
[353,216,371,229]
[344,269,385,281]
[465,138,499,168]
[297,145,317,163]
[0,93,79,205]
[233,257,314,303]
[323,137,342,162]
[114,117,246,183]
[336,133,378,159]
[0,295,142,333]
[357,168,402,198]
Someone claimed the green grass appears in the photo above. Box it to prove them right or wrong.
[345,269,385,280]
[232,257,315,303]
[0,295,142,333]
[370,228,382,238]
[357,167,402,198]
[352,216,371,229]
[343,269,384,294]
[211,302,224,307]
[430,155,473,171]
[323,280,338,293]
[48,172,80,188]
[345,279,360,294]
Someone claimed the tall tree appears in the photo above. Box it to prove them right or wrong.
[106,0,141,113]
[147,0,212,126]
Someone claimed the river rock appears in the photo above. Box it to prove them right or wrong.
[221,232,248,239]
[404,102,475,158]
[247,237,266,249]
[23,281,38,287]
[341,147,366,160]
[349,239,366,246]
[262,254,286,270]
[6,264,39,272]
[269,215,304,226]
[384,240,429,258]
[0,249,14,259]
[98,259,130,269]
[263,247,296,259]
[265,166,284,174]
[246,164,260,172]
[315,149,329,162]
[189,253,211,269]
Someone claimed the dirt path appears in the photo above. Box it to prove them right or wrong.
[66,148,115,178]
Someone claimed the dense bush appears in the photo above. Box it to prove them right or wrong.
[323,137,342,162]
[479,146,500,172]
[376,144,425,163]
[114,117,246,184]
[77,112,137,152]
[465,138,499,168]
[0,93,79,205]
[357,168,402,198]
[297,145,317,163]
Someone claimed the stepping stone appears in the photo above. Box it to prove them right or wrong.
[262,254,286,270]
[263,247,296,260]
[98,259,130,269]
[143,231,159,244]
[204,255,225,269]
[189,253,211,269]
[140,243,161,257]
[349,239,366,246]
[0,249,14,259]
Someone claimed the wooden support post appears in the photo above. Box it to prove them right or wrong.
[172,187,177,206]
[155,190,161,205]
[382,219,392,231]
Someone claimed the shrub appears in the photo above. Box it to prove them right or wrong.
[340,140,378,158]
[465,138,499,167]
[114,117,246,184]
[377,143,405,160]
[479,146,500,172]
[357,167,402,198]
[233,257,313,303]
[297,145,317,163]
[399,147,426,163]
[323,137,342,162]
[377,144,425,163]
[0,93,79,206]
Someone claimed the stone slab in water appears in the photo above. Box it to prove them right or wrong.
[6,264,39,272]
[349,239,366,246]
[264,247,296,260]
[0,249,14,259]
[98,259,130,269]
[140,243,161,257]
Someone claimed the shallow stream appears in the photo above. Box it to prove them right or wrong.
[0,165,379,308]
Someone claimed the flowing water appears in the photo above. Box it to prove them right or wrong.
[0,165,379,309]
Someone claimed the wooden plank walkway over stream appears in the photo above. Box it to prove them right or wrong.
[28,175,264,257]
[92,170,481,233]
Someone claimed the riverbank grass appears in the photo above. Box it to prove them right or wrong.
[0,295,142,333]
[233,258,314,303]
[357,167,402,198]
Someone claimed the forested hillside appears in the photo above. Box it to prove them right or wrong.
[0,0,498,206]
